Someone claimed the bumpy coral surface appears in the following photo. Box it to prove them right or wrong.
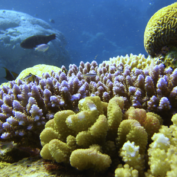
[115,164,138,177]
[146,113,177,177]
[103,53,160,70]
[144,2,177,57]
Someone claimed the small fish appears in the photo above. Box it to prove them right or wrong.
[116,67,123,72]
[23,73,36,82]
[83,73,97,78]
[49,19,55,23]
[35,44,49,52]
[20,34,56,49]
[3,67,18,81]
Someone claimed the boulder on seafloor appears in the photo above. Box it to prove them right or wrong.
[0,10,71,72]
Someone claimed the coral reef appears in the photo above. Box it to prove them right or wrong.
[0,57,177,146]
[144,2,177,57]
[39,96,157,174]
[1,53,177,175]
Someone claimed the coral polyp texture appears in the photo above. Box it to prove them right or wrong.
[144,2,177,57]
[0,56,177,145]
[103,53,161,70]
[145,114,177,177]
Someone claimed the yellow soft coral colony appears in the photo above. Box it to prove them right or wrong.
[146,113,177,177]
[144,2,177,68]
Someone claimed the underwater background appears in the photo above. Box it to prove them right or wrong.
[1,1,177,176]
[0,0,175,84]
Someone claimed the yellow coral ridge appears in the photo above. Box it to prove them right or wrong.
[70,145,112,172]
[54,110,76,141]
[41,139,71,163]
[78,96,103,115]
[76,114,108,147]
[124,107,162,140]
[144,2,177,57]
[107,97,123,140]
[16,64,61,81]
[117,119,148,154]
[39,96,157,174]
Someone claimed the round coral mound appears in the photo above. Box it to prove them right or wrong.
[144,2,177,57]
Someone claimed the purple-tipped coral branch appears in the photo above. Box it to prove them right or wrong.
[0,60,177,145]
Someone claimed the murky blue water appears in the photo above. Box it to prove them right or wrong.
[0,0,175,83]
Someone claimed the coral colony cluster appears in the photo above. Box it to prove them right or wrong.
[1,2,177,177]
[0,57,176,143]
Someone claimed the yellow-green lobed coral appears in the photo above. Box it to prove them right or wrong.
[39,95,163,175]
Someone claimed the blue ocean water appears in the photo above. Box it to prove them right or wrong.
[0,0,176,83]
